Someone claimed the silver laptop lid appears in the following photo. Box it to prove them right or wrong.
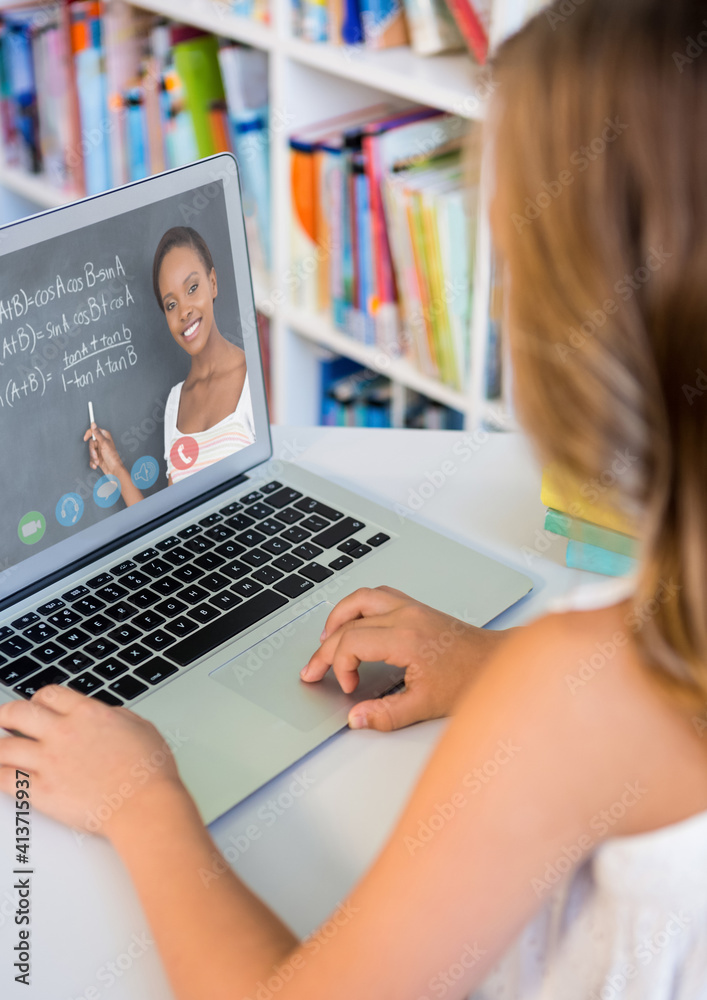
[0,154,271,608]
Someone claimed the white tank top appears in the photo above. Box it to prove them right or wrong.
[471,576,707,1000]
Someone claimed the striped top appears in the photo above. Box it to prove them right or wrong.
[163,373,256,484]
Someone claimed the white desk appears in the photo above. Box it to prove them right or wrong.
[0,427,591,1000]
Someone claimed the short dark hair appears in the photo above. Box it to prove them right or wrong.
[152,226,215,311]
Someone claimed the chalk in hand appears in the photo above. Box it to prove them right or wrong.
[88,400,96,441]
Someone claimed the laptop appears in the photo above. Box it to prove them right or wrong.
[0,154,532,824]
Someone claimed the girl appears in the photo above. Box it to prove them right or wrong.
[5,1,707,998]
[84,226,255,505]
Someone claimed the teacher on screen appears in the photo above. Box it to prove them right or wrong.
[84,226,255,506]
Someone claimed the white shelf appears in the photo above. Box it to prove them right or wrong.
[284,38,490,121]
[285,306,470,413]
[0,165,74,210]
[133,0,274,49]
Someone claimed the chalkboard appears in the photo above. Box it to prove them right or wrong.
[1,182,244,571]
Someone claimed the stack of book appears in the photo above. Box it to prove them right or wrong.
[292,0,490,61]
[541,466,638,577]
[290,105,478,390]
[0,2,271,272]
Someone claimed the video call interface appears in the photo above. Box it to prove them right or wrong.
[1,181,257,574]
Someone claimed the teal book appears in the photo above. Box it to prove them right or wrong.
[545,508,638,558]
[565,540,637,577]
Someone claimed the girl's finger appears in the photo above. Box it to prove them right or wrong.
[321,586,411,641]
[302,612,400,682]
[306,625,408,695]
[347,685,433,732]
[31,684,88,715]
[0,735,42,774]
[0,694,64,740]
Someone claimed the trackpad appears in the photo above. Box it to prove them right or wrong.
[209,602,401,732]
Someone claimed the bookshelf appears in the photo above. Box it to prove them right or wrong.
[0,0,538,427]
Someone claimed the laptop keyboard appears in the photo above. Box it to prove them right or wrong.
[0,482,391,707]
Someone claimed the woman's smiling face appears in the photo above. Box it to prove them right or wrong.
[159,244,218,355]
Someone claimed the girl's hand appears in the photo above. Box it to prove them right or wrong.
[300,586,514,731]
[0,686,187,840]
[83,424,126,477]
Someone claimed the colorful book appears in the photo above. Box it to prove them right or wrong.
[358,0,409,48]
[544,509,638,558]
[441,0,490,63]
[402,0,464,55]
[172,30,226,159]
[565,540,637,578]
[541,465,635,536]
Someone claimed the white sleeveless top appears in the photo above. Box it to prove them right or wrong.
[163,373,256,484]
[471,576,707,1000]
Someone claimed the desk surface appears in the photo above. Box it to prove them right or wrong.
[0,427,592,1000]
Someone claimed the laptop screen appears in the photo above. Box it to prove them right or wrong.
[0,156,271,607]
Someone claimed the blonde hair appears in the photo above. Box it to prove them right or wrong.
[491,0,707,707]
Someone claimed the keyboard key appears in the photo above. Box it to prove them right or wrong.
[109,675,148,700]
[294,497,344,521]
[0,626,13,642]
[155,598,187,619]
[111,560,137,576]
[87,573,113,589]
[150,576,181,597]
[34,643,64,664]
[118,644,151,667]
[185,536,214,555]
[350,545,372,558]
[252,565,284,585]
[0,656,43,685]
[199,512,223,527]
[301,563,334,583]
[12,612,39,629]
[68,672,103,695]
[222,561,250,581]
[272,554,304,573]
[300,515,329,533]
[143,630,175,652]
[226,513,255,531]
[241,490,263,504]
[166,590,288,666]
[187,604,220,625]
[155,535,180,551]
[177,524,201,540]
[219,500,244,516]
[329,555,353,570]
[74,596,106,616]
[134,547,159,563]
[135,658,179,685]
[235,529,265,548]
[94,658,129,681]
[338,538,361,553]
[59,651,93,674]
[173,565,204,585]
[367,533,390,547]
[62,585,88,602]
[242,549,271,568]
[129,588,160,610]
[264,487,302,509]
[195,552,226,571]
[106,602,135,623]
[231,578,264,598]
[260,480,283,494]
[181,585,208,606]
[275,507,304,525]
[60,627,90,650]
[210,591,242,612]
[200,572,229,593]
[133,610,165,631]
[164,546,191,566]
[0,635,31,658]
[165,617,198,639]
[96,583,129,604]
[293,543,323,561]
[280,526,309,544]
[47,608,83,630]
[204,525,233,543]
[214,541,245,560]
[84,615,113,636]
[91,689,123,706]
[37,598,66,616]
[85,638,119,660]
[14,665,69,699]
[258,518,282,536]
[108,625,141,646]
[311,517,365,549]
[142,559,171,578]
[248,502,275,520]
[122,571,150,591]
[262,536,291,556]
[24,622,57,643]
[274,575,315,599]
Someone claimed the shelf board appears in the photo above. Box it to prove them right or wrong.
[132,0,274,48]
[0,165,75,210]
[284,38,489,121]
[285,306,471,412]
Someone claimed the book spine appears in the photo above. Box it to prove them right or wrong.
[544,509,638,557]
[565,540,637,578]
[441,0,488,63]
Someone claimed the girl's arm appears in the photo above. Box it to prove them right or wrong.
[83,424,144,506]
[0,609,667,1000]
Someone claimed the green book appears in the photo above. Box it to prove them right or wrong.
[173,35,226,159]
[544,508,638,558]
